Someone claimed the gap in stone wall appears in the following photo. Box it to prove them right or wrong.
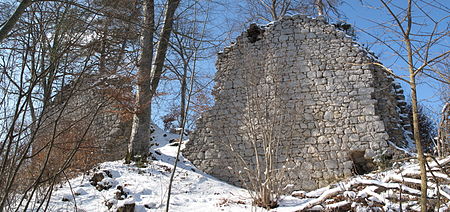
[349,151,376,175]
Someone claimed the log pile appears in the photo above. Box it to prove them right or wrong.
[291,157,450,211]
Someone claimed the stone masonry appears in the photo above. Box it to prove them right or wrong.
[183,15,412,191]
[34,75,131,174]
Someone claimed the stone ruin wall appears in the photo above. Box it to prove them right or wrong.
[35,75,131,170]
[183,15,412,191]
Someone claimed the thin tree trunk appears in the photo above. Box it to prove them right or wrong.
[129,0,180,159]
[375,0,449,209]
[403,0,427,210]
[0,0,33,43]
[410,78,428,211]
[149,0,181,97]
[128,0,155,159]
[404,1,426,210]
[165,5,209,210]
[270,0,278,20]
[315,0,324,16]
[180,64,187,127]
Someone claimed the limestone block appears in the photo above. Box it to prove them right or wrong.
[343,161,353,169]
[324,160,338,169]
[197,151,205,159]
[364,149,376,158]
[204,149,216,159]
[324,111,334,121]
[362,105,376,116]
[302,180,318,190]
[343,168,353,177]
[349,134,360,142]
[307,146,318,154]
[373,121,386,132]
[303,162,314,170]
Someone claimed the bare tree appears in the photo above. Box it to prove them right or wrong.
[0,0,140,210]
[239,0,342,23]
[358,0,450,210]
[163,1,218,210]
[161,0,218,130]
[0,0,33,43]
[438,103,449,157]
[234,78,296,209]
[214,50,298,209]
[0,1,100,208]
[128,0,180,160]
[436,60,450,156]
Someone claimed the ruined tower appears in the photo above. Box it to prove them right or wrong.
[183,15,412,191]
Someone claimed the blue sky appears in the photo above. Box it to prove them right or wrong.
[216,0,448,117]
[339,0,449,121]
[153,0,448,127]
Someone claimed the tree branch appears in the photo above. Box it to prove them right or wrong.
[0,0,33,43]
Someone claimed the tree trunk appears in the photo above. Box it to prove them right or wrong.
[315,0,324,16]
[128,0,180,160]
[410,77,428,211]
[149,0,181,97]
[404,0,427,210]
[270,0,278,20]
[179,63,187,127]
[128,0,155,159]
[0,0,33,43]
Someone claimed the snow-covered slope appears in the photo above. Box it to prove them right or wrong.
[47,161,254,211]
[42,125,450,211]
[46,126,254,212]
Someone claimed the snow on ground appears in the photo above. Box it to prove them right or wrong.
[47,161,254,212]
[43,125,450,211]
[276,157,450,211]
[46,125,259,212]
